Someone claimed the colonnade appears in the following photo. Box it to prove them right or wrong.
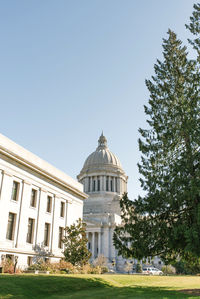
[86,231,101,259]
[82,176,127,194]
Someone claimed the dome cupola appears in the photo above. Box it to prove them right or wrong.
[97,133,107,149]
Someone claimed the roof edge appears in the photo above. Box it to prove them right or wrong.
[0,133,88,200]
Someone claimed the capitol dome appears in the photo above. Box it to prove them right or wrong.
[77,133,127,195]
[82,133,122,172]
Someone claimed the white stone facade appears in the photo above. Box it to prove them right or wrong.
[0,133,87,269]
[77,133,128,271]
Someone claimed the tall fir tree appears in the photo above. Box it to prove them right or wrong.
[113,28,200,263]
[186,3,200,60]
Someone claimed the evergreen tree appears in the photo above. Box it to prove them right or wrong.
[113,28,200,263]
[63,218,91,266]
[186,3,200,59]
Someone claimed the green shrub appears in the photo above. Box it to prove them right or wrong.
[27,260,74,273]
[173,259,200,275]
[27,260,107,275]
[136,263,142,273]
[101,266,108,274]
[2,259,21,274]
[161,265,176,275]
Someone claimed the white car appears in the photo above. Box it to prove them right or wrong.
[142,267,163,275]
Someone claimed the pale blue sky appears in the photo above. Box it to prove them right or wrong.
[0,0,197,199]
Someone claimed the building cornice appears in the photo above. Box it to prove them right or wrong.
[0,134,88,200]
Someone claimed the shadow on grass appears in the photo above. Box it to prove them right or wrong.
[0,275,199,299]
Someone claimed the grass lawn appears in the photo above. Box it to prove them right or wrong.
[0,274,200,299]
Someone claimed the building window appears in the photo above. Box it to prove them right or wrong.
[115,177,118,192]
[44,223,50,246]
[26,218,35,244]
[106,176,109,191]
[6,213,16,240]
[110,178,113,192]
[6,254,14,262]
[88,177,90,192]
[46,196,52,213]
[88,242,91,250]
[97,176,100,191]
[11,181,19,201]
[58,227,64,248]
[30,189,37,207]
[92,178,96,192]
[27,256,33,266]
[60,202,65,218]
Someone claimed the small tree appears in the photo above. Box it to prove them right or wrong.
[124,261,132,274]
[63,218,91,266]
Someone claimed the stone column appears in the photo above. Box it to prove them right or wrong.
[95,176,97,192]
[119,178,122,194]
[83,178,85,192]
[0,171,16,245]
[90,177,93,192]
[50,195,56,254]
[15,180,31,248]
[103,176,106,191]
[99,176,101,191]
[92,232,95,258]
[113,177,116,193]
[98,231,101,255]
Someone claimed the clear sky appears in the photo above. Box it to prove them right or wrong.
[0,0,198,200]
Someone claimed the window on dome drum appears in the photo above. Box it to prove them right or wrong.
[60,202,65,218]
[46,196,52,213]
[6,212,16,240]
[30,189,37,207]
[26,218,35,243]
[11,181,19,201]
[115,177,118,192]
[88,177,90,192]
[58,227,64,248]
[97,176,100,191]
[110,178,113,192]
[44,223,50,246]
[106,176,109,191]
[93,178,96,191]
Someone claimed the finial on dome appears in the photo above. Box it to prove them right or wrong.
[97,132,107,150]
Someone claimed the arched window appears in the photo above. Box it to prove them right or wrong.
[88,177,91,192]
[93,178,96,191]
[110,178,113,192]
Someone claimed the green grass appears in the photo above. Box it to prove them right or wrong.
[0,274,200,298]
